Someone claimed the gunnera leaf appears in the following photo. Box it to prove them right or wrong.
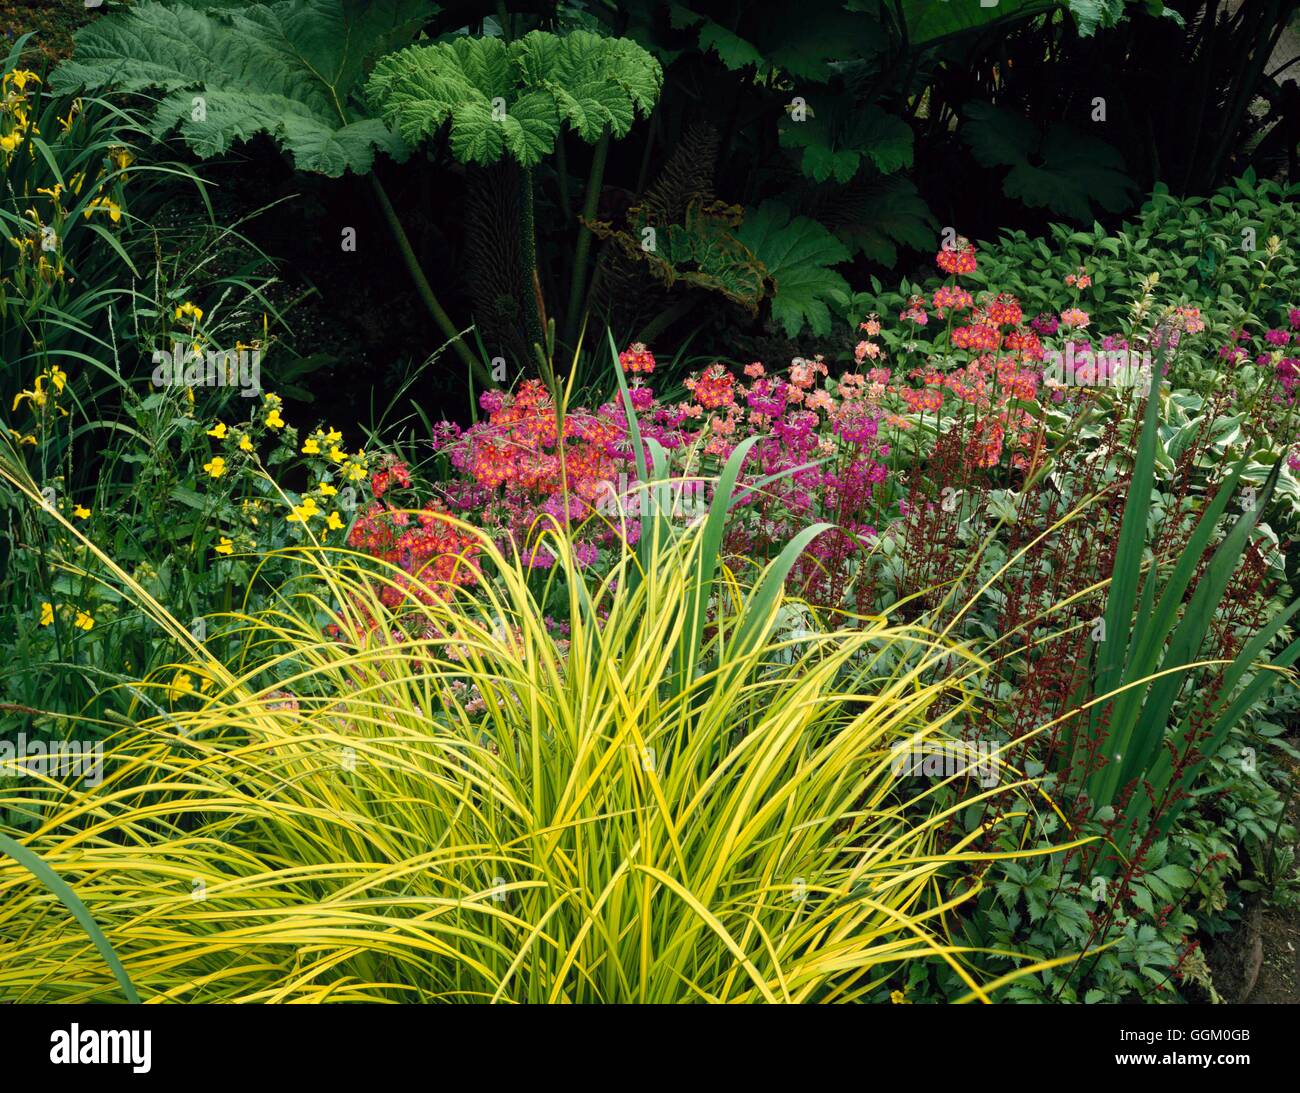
[365,29,662,167]
[51,0,437,177]
[736,202,851,338]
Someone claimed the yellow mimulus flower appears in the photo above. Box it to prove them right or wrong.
[238,434,254,452]
[265,408,285,430]
[215,537,234,555]
[72,504,91,519]
[325,511,344,532]
[344,461,367,482]
[207,421,227,439]
[318,482,337,496]
[74,610,94,631]
[169,671,194,699]
[286,497,320,523]
[39,602,53,627]
[301,438,320,454]
[329,446,345,463]
[203,456,226,478]
[324,428,342,445]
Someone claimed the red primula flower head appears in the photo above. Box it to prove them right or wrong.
[950,322,1001,351]
[1001,330,1044,359]
[687,363,736,410]
[986,293,1023,327]
[936,237,977,276]
[932,285,973,312]
[370,456,412,500]
[619,342,656,374]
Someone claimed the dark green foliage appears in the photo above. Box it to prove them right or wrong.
[52,0,438,176]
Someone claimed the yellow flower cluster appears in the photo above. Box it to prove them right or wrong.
[4,71,128,289]
[38,601,94,631]
[166,668,214,701]
[201,395,356,544]
[83,196,122,223]
[285,493,345,533]
[7,208,66,284]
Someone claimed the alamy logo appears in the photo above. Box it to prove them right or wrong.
[0,733,103,786]
[49,1025,151,1074]
[1043,345,1152,394]
[890,736,1000,788]
[151,341,261,397]
[594,473,708,520]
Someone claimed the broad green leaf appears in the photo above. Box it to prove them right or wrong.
[367,29,661,165]
[52,0,437,177]
[1068,0,1127,35]
[737,202,851,337]
[828,175,937,265]
[963,101,1037,167]
[893,0,1057,45]
[781,104,913,184]
[694,21,765,71]
[963,102,1135,221]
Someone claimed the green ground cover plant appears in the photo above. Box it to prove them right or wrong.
[1,1,1297,1006]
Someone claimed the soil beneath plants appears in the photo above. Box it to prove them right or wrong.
[1206,744,1300,1003]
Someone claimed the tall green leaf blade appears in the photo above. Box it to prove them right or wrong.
[0,831,141,1004]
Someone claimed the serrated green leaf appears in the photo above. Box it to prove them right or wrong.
[367,28,660,165]
[52,0,437,177]
[737,201,850,337]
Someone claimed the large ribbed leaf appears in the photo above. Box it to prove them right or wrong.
[780,103,913,184]
[51,0,437,176]
[736,201,851,338]
[962,101,1136,222]
[366,29,661,167]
